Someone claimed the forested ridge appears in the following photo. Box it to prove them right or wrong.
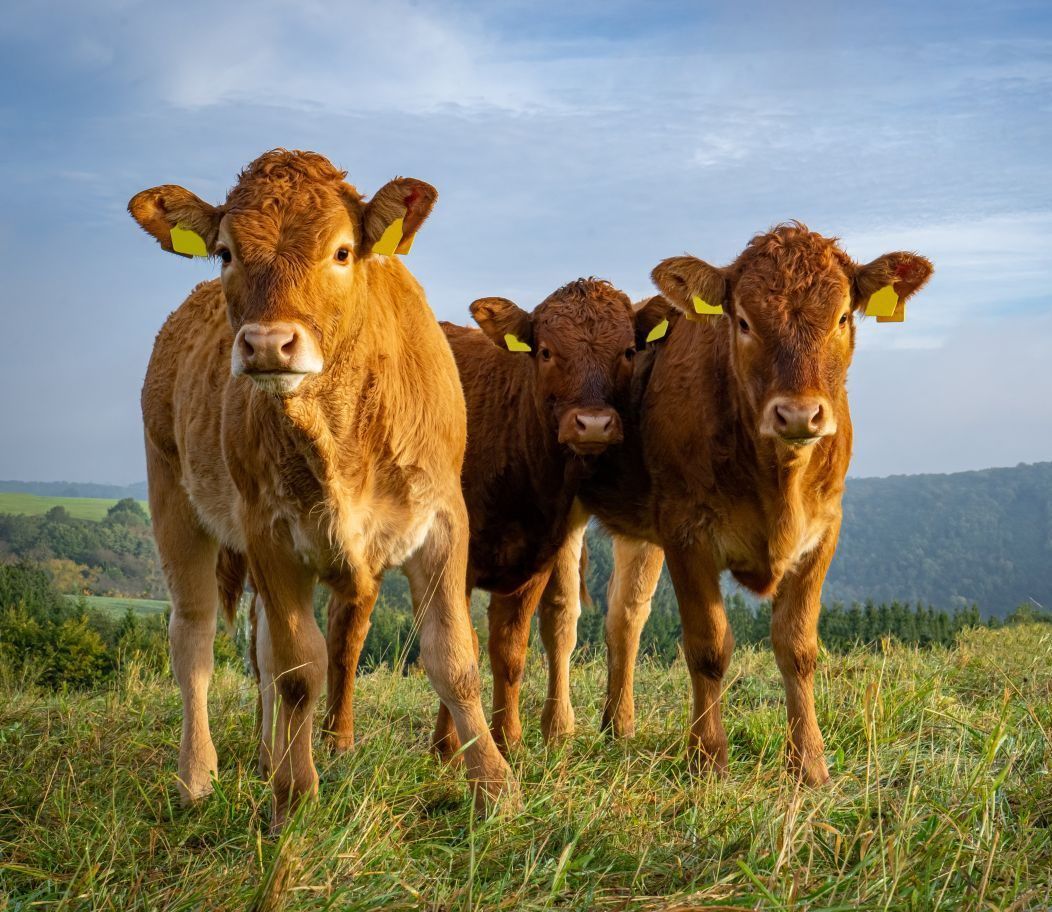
[0,462,1048,679]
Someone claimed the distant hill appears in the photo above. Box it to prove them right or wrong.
[828,462,1052,615]
[3,462,1049,616]
[0,480,148,500]
[583,462,1052,619]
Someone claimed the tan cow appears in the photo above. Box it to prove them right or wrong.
[130,149,514,828]
[545,223,932,781]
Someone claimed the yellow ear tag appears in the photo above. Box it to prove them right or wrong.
[645,318,669,343]
[876,298,906,323]
[866,284,899,318]
[504,333,532,352]
[691,294,723,316]
[372,217,404,256]
[170,223,208,257]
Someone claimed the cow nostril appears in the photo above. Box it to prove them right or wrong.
[809,404,824,431]
[598,415,612,432]
[575,415,589,432]
[280,334,298,357]
[241,336,255,358]
[773,405,789,429]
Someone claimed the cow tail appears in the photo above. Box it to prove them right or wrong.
[216,547,247,631]
[579,537,592,607]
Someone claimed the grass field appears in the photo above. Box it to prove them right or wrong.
[0,492,148,521]
[65,594,170,617]
[0,624,1049,910]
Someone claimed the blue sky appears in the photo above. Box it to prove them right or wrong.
[1,0,1049,483]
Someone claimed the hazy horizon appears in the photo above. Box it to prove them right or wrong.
[2,0,1050,483]
[6,458,1051,491]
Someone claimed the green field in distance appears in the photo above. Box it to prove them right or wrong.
[64,594,170,616]
[0,492,149,521]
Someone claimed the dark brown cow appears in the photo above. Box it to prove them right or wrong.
[131,149,514,828]
[457,280,670,753]
[547,224,933,781]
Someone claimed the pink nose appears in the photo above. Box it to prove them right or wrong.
[559,407,623,453]
[235,322,303,373]
[575,413,613,440]
[763,396,835,441]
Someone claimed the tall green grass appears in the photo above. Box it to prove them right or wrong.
[0,624,1049,909]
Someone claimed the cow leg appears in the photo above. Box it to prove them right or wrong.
[601,535,665,738]
[255,596,277,779]
[488,574,548,754]
[404,506,517,814]
[663,543,732,772]
[325,579,380,753]
[247,592,263,735]
[537,507,588,742]
[248,547,325,831]
[146,440,221,804]
[770,524,838,786]
[432,602,476,762]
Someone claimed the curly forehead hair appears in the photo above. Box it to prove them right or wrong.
[732,222,854,299]
[225,148,362,210]
[535,278,633,331]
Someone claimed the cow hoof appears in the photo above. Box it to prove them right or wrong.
[177,776,216,806]
[600,708,635,740]
[328,734,355,755]
[687,745,728,777]
[177,747,218,805]
[791,755,831,787]
[471,763,522,817]
[541,704,575,743]
[492,730,523,759]
[431,737,464,765]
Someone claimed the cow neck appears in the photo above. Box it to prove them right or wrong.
[523,368,586,500]
[718,326,825,583]
[265,279,409,500]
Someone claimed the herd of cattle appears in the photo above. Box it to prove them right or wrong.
[129,149,933,829]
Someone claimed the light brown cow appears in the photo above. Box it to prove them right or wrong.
[130,149,514,828]
[547,223,932,781]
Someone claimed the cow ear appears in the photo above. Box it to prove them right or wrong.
[651,255,728,318]
[633,295,673,347]
[128,185,221,258]
[853,252,934,319]
[363,178,438,257]
[470,297,534,352]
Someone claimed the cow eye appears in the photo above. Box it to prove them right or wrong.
[540,347,552,361]
[738,318,750,334]
[624,347,636,361]
[217,247,232,265]
[335,247,351,263]
[839,313,849,327]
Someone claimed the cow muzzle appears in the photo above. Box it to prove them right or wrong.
[231,321,323,396]
[760,396,836,445]
[558,407,623,456]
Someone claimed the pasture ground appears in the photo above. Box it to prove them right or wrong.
[0,624,1049,910]
[0,493,149,522]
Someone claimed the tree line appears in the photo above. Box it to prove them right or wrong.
[2,560,1048,693]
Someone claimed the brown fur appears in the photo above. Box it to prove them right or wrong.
[415,280,668,755]
[132,149,514,828]
[557,224,933,781]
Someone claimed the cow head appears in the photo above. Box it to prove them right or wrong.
[652,223,932,447]
[128,149,437,397]
[470,279,669,456]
